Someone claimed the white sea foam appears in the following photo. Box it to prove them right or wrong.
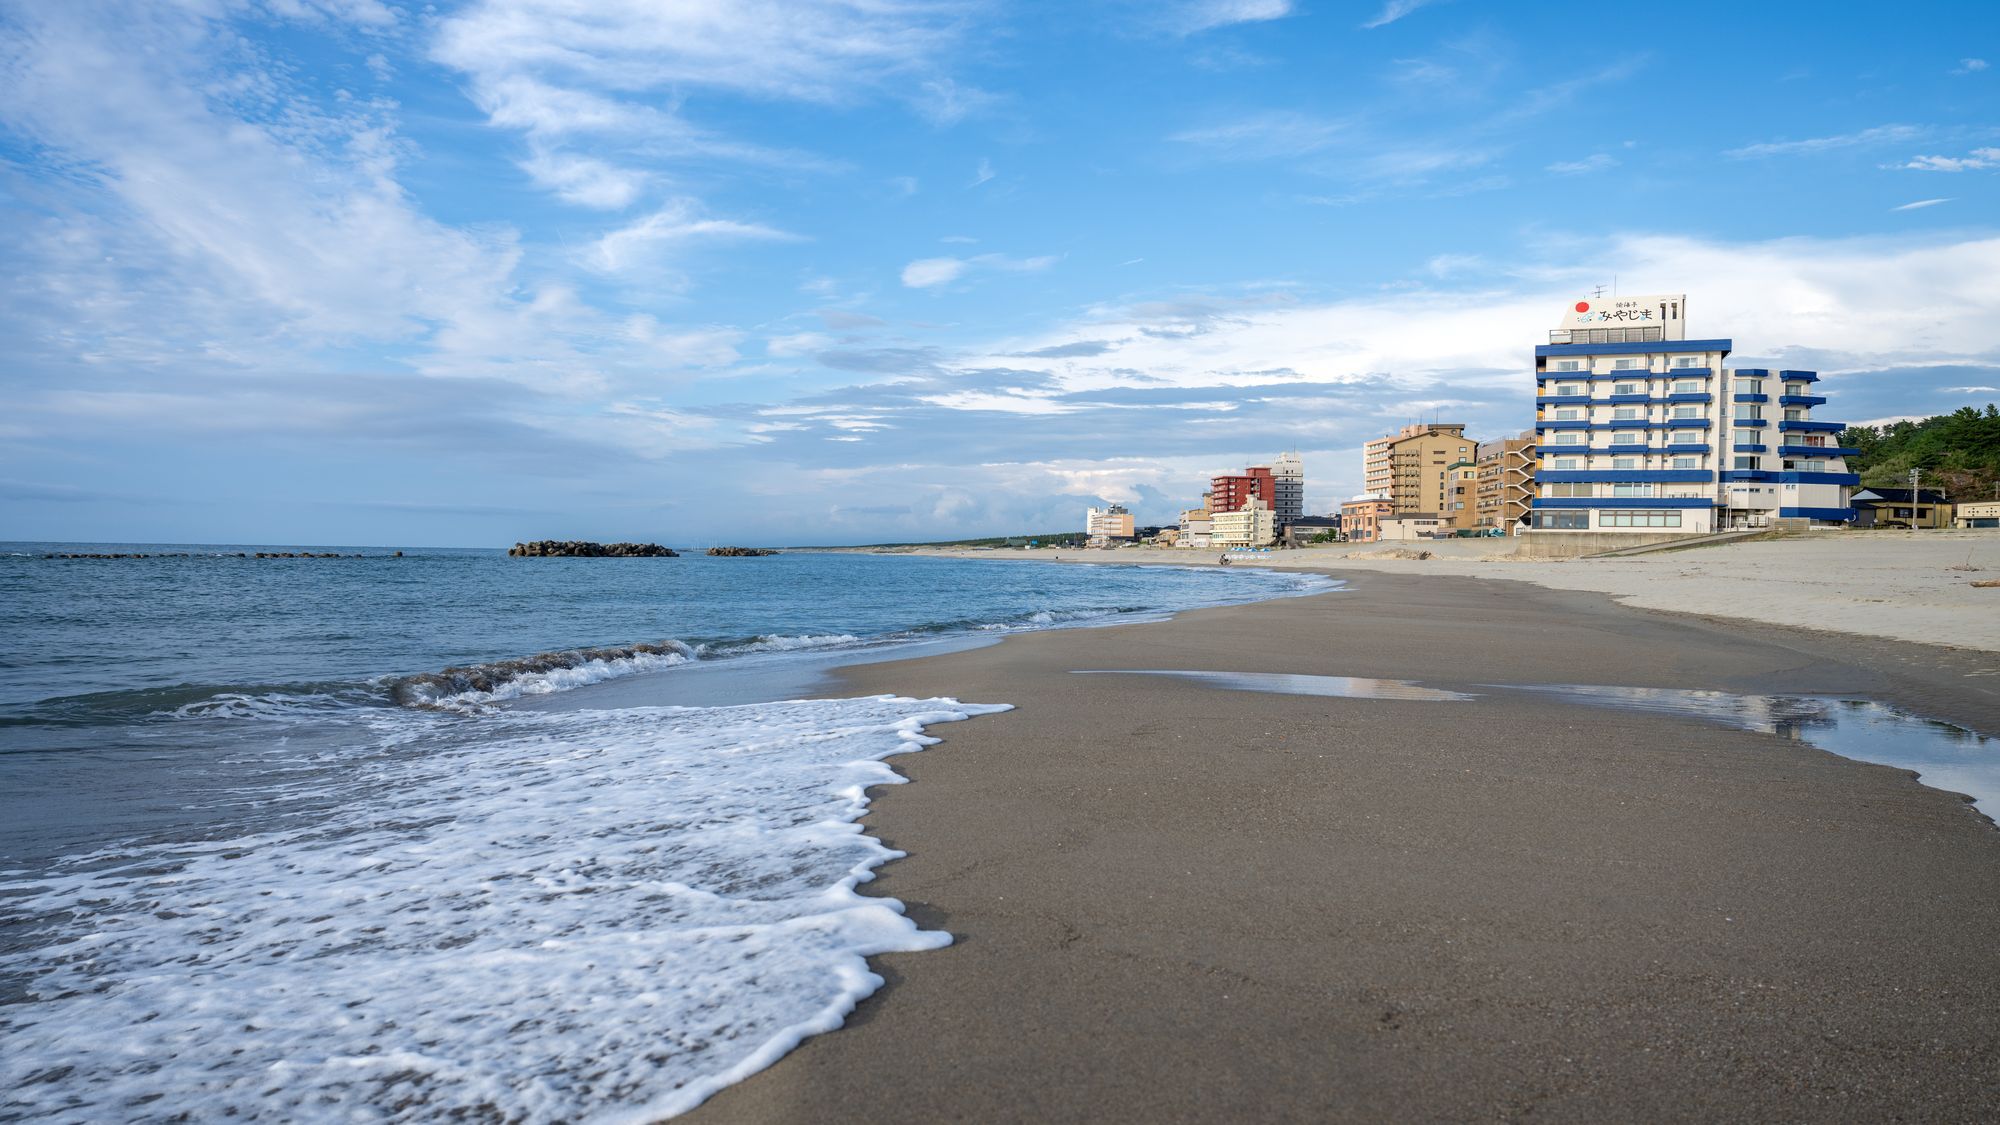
[0,694,1010,1122]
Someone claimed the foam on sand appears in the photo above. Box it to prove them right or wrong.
[0,694,1009,1122]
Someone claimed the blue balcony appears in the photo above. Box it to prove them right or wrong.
[1664,443,1710,454]
[1723,470,1777,482]
[1667,392,1711,403]
[1733,443,1767,453]
[1779,444,1859,457]
[1665,418,1712,429]
[1777,369,1820,383]
[1603,443,1652,454]
[1664,367,1713,377]
[1535,394,1592,405]
[1779,420,1844,433]
[1608,393,1652,404]
[1735,367,1770,377]
[1732,418,1768,428]
[1779,394,1827,407]
[1536,420,1591,431]
[1780,506,1853,521]
[1779,471,1861,486]
[1733,393,1769,404]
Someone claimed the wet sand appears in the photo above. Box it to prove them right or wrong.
[687,571,2000,1122]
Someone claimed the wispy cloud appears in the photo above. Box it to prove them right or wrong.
[1898,148,2000,171]
[1952,58,1989,75]
[1174,0,1294,35]
[1547,154,1619,175]
[589,202,800,274]
[1726,124,1923,158]
[1170,110,1346,157]
[1363,0,1438,29]
[1892,198,1953,211]
[902,253,1058,289]
[968,157,995,187]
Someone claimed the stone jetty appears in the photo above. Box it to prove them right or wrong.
[707,546,778,557]
[508,540,679,557]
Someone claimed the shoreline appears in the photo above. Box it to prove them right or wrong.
[687,569,2000,1122]
[850,529,2000,654]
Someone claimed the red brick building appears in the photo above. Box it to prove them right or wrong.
[1209,466,1273,513]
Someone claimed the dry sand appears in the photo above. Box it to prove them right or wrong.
[888,529,2000,653]
[687,571,2000,1123]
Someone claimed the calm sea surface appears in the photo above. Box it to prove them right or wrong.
[0,543,1334,1120]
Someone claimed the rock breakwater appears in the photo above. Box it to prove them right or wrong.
[508,541,679,557]
[707,546,778,557]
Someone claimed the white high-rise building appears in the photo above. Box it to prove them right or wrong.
[1270,451,1304,528]
[1531,294,1855,535]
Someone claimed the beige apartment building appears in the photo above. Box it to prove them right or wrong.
[1340,495,1393,542]
[1363,422,1454,498]
[1474,434,1537,533]
[1385,424,1473,517]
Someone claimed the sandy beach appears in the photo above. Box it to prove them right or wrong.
[688,566,2000,1122]
[882,529,2000,654]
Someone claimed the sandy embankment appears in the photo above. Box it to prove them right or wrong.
[887,530,2000,653]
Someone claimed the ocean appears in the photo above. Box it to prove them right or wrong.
[0,544,1335,1120]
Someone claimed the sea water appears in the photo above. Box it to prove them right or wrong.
[0,545,1335,1120]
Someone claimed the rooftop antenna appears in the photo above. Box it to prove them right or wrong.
[1591,284,1607,299]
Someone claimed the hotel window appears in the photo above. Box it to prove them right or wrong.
[1555,383,1584,396]
[1671,405,1700,419]
[1732,429,1759,445]
[1672,456,1700,469]
[1612,457,1637,470]
[1733,455,1759,470]
[1785,382,1807,396]
[1612,430,1644,444]
[1602,510,1683,528]
[1549,434,1584,446]
[1553,457,1581,470]
[1800,459,1826,472]
[1534,511,1590,529]
[1613,381,1641,395]
[1546,482,1592,497]
[1614,359,1637,369]
[1613,407,1639,420]
[1555,360,1580,371]
[1611,483,1656,497]
[1734,378,1763,394]
[1555,408,1581,420]
[1734,406,1762,421]
[1673,357,1698,368]
[1784,408,1805,421]
[1672,380,1702,394]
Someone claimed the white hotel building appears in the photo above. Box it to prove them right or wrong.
[1531,294,1856,534]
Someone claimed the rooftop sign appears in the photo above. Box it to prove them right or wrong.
[1558,294,1686,340]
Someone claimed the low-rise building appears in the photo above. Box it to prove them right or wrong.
[1211,500,1276,548]
[1379,515,1452,541]
[1283,515,1343,546]
[1956,500,2000,529]
[1851,488,1951,529]
[1340,495,1393,543]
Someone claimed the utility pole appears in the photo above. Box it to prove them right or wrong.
[1909,467,1922,527]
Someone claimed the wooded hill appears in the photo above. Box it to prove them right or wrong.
[1842,405,2000,499]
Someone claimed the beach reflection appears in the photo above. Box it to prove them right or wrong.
[1070,670,1476,702]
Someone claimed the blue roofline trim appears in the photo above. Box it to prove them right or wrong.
[1535,338,1733,358]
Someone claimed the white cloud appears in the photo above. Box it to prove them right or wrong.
[901,253,1056,289]
[1171,110,1346,157]
[902,257,968,288]
[1898,148,2000,172]
[1892,198,1952,211]
[1952,58,1989,75]
[520,149,647,209]
[969,157,995,187]
[1547,153,1618,175]
[589,202,800,273]
[1175,0,1294,34]
[1726,124,1923,158]
[1363,0,1437,29]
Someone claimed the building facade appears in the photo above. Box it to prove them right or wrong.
[1210,467,1274,515]
[1211,501,1276,548]
[1852,488,1951,529]
[1530,294,1855,535]
[1340,495,1393,543]
[1386,425,1473,517]
[1956,501,2000,529]
[1474,434,1537,533]
[1270,452,1305,529]
[1085,504,1134,544]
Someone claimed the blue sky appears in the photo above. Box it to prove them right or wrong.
[2,0,1996,547]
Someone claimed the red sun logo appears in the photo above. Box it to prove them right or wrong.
[1574,301,1590,313]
